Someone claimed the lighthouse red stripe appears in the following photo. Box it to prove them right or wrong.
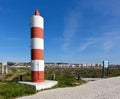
[31,27,44,38]
[31,71,44,82]
[31,49,44,60]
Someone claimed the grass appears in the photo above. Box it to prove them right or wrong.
[55,74,86,87]
[0,68,36,99]
[0,67,120,98]
[0,68,31,82]
[0,82,36,99]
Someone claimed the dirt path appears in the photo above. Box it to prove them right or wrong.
[18,76,120,99]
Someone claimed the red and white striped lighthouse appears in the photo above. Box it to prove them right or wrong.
[31,9,44,82]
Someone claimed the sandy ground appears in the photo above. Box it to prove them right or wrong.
[17,76,120,99]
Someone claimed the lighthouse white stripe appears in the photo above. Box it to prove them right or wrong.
[31,60,44,71]
[31,38,44,49]
[31,15,44,29]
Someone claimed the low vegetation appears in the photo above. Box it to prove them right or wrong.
[45,67,120,78]
[0,82,36,99]
[0,67,120,98]
[55,74,86,87]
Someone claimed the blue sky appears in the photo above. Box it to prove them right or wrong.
[0,0,120,64]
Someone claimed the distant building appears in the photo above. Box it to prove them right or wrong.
[82,64,87,67]
[2,62,15,66]
[45,62,56,67]
[56,63,70,67]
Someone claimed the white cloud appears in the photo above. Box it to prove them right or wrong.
[102,32,120,51]
[81,0,120,16]
[103,41,114,51]
[62,3,82,51]
[79,32,120,51]
[79,40,95,51]
[62,0,120,52]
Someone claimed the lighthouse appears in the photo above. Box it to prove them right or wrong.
[18,9,57,90]
[31,10,44,82]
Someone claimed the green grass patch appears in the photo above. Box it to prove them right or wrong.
[57,74,76,87]
[0,82,36,99]
[53,74,86,87]
[0,67,120,98]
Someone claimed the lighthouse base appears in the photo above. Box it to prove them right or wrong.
[18,80,58,90]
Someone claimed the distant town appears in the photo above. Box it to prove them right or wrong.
[0,62,120,68]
